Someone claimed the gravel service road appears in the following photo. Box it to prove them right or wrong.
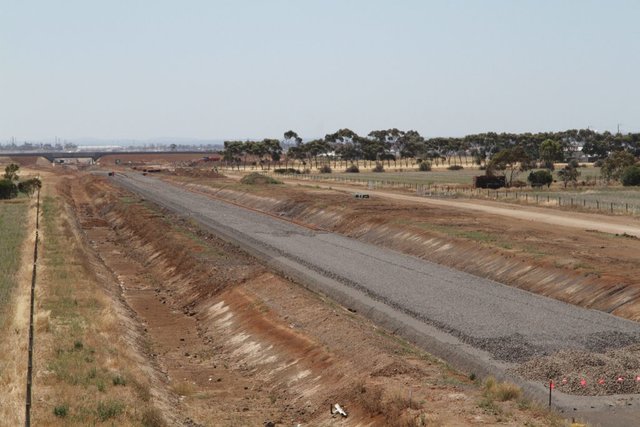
[112,173,640,418]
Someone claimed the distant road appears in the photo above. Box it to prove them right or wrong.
[111,172,640,419]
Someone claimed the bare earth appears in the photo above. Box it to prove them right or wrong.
[63,173,562,426]
[111,172,640,425]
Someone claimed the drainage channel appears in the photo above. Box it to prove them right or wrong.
[25,188,40,427]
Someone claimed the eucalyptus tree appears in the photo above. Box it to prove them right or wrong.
[558,164,581,188]
[601,150,637,182]
[487,146,533,186]
[222,141,244,169]
[368,129,403,165]
[539,139,563,169]
[325,129,362,167]
[258,139,282,169]
[395,130,425,166]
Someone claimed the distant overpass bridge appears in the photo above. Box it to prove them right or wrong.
[0,151,219,163]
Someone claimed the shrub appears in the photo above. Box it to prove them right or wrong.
[141,407,166,427]
[17,177,41,197]
[319,164,332,173]
[621,165,640,186]
[447,165,464,170]
[511,180,527,188]
[112,374,126,386]
[482,376,522,402]
[53,404,69,418]
[0,179,17,199]
[96,400,124,421]
[345,164,360,173]
[372,163,384,173]
[273,168,299,174]
[418,162,431,171]
[568,159,580,168]
[593,159,604,167]
[527,169,553,188]
[495,383,522,402]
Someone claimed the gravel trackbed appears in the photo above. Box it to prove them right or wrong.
[112,173,640,422]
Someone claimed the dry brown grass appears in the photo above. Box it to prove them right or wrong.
[353,381,430,426]
[171,381,196,397]
[29,187,167,425]
[482,376,522,402]
[0,198,33,425]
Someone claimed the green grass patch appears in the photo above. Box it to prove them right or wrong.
[0,199,29,326]
[39,195,138,422]
[96,399,124,421]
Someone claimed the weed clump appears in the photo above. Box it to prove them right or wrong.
[96,399,124,421]
[418,162,431,171]
[141,407,166,427]
[477,376,522,415]
[112,374,127,386]
[273,168,300,174]
[53,404,69,418]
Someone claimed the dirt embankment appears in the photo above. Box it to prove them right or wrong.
[67,175,564,426]
[168,178,640,322]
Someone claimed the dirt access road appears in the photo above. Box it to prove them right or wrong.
[113,172,640,422]
[274,176,640,239]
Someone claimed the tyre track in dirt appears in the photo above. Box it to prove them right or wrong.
[112,172,640,423]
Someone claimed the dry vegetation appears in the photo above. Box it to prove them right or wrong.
[0,169,592,425]
[31,189,166,425]
[0,200,29,322]
[0,198,31,424]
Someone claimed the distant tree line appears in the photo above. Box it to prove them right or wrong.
[221,128,640,170]
[219,128,640,188]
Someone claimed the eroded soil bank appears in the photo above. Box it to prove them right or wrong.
[59,174,567,425]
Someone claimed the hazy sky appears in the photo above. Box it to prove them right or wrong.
[2,0,639,141]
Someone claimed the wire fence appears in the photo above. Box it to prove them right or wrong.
[25,188,40,427]
[275,173,640,217]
